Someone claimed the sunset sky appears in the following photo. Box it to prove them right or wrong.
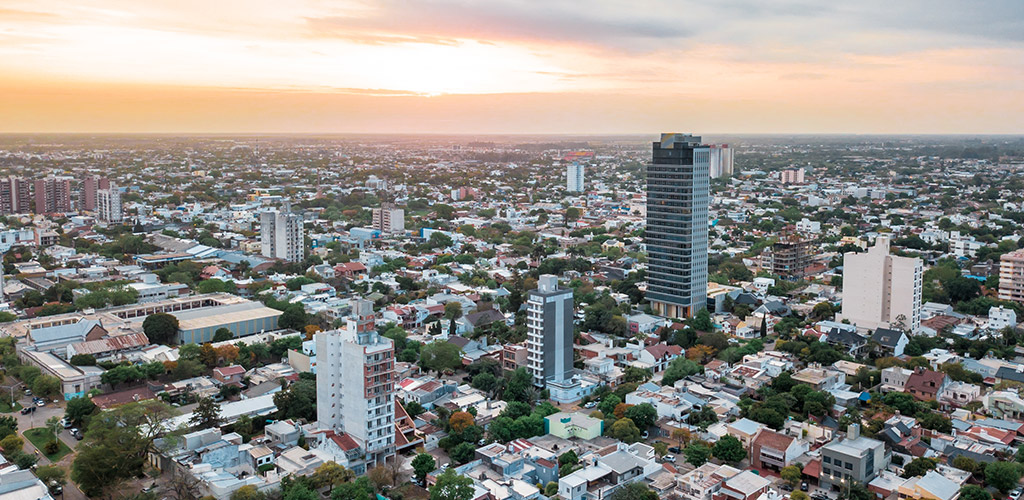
[1,0,1022,134]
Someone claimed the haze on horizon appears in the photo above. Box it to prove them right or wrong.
[1,0,1022,135]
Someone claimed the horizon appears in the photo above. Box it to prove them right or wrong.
[2,1,1022,134]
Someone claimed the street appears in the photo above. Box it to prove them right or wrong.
[9,394,87,500]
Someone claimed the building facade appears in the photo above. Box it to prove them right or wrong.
[819,425,888,492]
[0,177,31,215]
[645,133,709,319]
[96,185,123,224]
[260,204,304,262]
[999,249,1024,306]
[708,144,734,179]
[842,236,923,333]
[81,175,110,212]
[34,176,72,214]
[526,275,575,389]
[566,163,584,192]
[371,203,405,234]
[315,299,396,467]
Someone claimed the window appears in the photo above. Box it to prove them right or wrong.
[823,456,831,464]
[844,462,853,470]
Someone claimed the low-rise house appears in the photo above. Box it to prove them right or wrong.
[871,328,909,357]
[984,390,1024,419]
[819,424,888,492]
[678,463,742,500]
[545,412,604,440]
[637,344,683,373]
[558,443,659,500]
[897,470,960,500]
[939,381,981,407]
[904,367,948,401]
[750,429,809,472]
[881,367,913,392]
[712,470,771,500]
[726,419,765,449]
[792,366,845,391]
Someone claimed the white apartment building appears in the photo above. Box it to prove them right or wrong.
[260,204,304,262]
[708,144,734,179]
[1000,249,1024,306]
[950,231,984,258]
[566,163,584,192]
[315,299,395,467]
[371,203,405,234]
[780,168,805,184]
[989,305,1017,331]
[527,275,581,402]
[96,185,122,224]
[841,235,922,332]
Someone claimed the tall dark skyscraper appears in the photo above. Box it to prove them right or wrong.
[645,133,710,319]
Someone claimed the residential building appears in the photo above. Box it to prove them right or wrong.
[544,412,603,440]
[713,470,771,500]
[260,203,304,262]
[0,176,31,215]
[989,305,1017,331]
[819,424,888,492]
[645,133,709,319]
[792,366,845,391]
[371,203,405,234]
[566,163,584,192]
[759,232,816,278]
[999,249,1024,306]
[897,470,960,500]
[315,299,395,467]
[750,428,809,472]
[679,463,742,500]
[502,343,528,372]
[780,168,805,184]
[708,144,734,179]
[880,367,913,392]
[96,184,123,224]
[841,236,923,332]
[34,176,72,214]
[80,175,110,211]
[871,327,910,357]
[527,275,575,390]
[904,367,948,401]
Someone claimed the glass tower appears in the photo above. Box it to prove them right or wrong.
[645,133,709,319]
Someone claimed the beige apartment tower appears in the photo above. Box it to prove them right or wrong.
[1000,250,1024,306]
[841,235,922,332]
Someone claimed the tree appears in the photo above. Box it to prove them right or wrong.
[70,354,97,366]
[444,302,463,320]
[212,328,233,342]
[610,418,642,443]
[0,416,17,440]
[503,368,536,403]
[231,485,266,500]
[683,443,711,466]
[71,400,177,497]
[367,465,396,491]
[623,366,653,384]
[791,492,809,500]
[901,457,938,478]
[449,412,475,433]
[663,357,702,386]
[199,343,218,368]
[624,404,658,429]
[471,372,497,392]
[450,441,477,464]
[0,434,22,453]
[430,469,474,500]
[420,341,463,374]
[985,461,1023,493]
[32,375,61,400]
[960,485,992,500]
[272,379,317,421]
[918,413,952,434]
[713,435,746,464]
[672,428,692,448]
[781,465,802,486]
[312,462,354,493]
[689,308,714,332]
[190,397,223,430]
[285,484,319,500]
[598,394,622,416]
[35,465,66,491]
[607,482,658,500]
[279,304,309,330]
[412,453,436,484]
[143,312,179,345]
[65,396,98,427]
[545,482,559,497]
[332,477,375,500]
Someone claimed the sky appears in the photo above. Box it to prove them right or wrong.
[1,0,1022,134]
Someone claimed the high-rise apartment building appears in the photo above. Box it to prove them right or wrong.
[96,185,123,224]
[645,133,710,319]
[260,203,304,262]
[527,275,574,385]
[0,177,31,215]
[708,144,734,179]
[80,176,110,212]
[371,203,405,234]
[33,177,72,214]
[841,235,923,332]
[316,299,395,467]
[566,163,585,192]
[759,231,816,278]
[780,169,805,184]
[999,249,1024,306]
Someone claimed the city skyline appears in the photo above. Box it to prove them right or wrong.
[1,0,1022,134]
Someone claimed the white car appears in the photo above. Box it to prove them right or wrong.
[1010,489,1022,500]
[663,455,676,462]
[583,402,596,409]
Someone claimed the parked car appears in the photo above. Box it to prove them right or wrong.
[668,446,682,454]
[663,455,676,463]
[641,431,649,439]
[19,407,32,415]
[23,389,31,396]
[583,402,596,409]
[1010,489,1022,500]
[35,400,45,407]
[781,484,793,492]
[800,482,809,492]
[62,419,72,428]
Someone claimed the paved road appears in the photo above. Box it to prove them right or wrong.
[9,396,87,500]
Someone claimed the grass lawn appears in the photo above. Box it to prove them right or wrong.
[0,400,21,413]
[23,428,72,462]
